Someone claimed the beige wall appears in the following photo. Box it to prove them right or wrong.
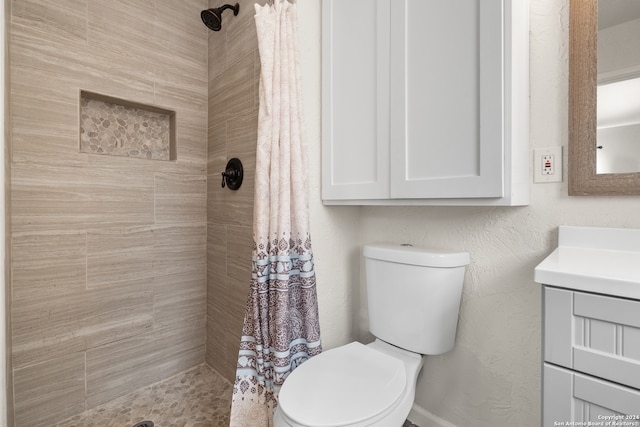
[8,0,208,425]
[205,0,259,382]
[3,0,11,425]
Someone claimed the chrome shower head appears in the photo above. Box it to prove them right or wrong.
[201,3,240,31]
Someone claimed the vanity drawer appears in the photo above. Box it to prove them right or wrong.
[544,287,640,389]
[544,363,640,425]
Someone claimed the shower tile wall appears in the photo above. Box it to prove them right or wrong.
[206,0,259,382]
[9,0,208,425]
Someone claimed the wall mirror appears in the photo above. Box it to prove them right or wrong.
[569,0,640,195]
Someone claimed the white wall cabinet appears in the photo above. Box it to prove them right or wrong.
[322,0,529,205]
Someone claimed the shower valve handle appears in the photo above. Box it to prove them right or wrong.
[221,170,238,187]
[220,158,243,190]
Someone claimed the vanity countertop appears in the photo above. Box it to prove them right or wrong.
[534,226,640,299]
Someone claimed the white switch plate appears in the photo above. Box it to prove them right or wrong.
[534,147,563,183]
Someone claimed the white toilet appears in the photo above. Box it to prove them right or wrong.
[274,243,470,427]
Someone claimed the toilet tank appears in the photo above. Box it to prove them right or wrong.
[364,243,470,355]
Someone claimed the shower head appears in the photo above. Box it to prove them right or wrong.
[201,3,240,31]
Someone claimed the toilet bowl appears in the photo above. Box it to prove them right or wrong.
[274,339,423,427]
[273,243,469,427]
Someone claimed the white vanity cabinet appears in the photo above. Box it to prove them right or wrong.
[321,0,529,206]
[535,226,640,426]
[543,287,640,423]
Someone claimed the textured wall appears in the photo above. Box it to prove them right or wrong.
[9,0,208,425]
[297,0,362,353]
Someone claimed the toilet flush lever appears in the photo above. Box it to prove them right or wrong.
[220,158,243,190]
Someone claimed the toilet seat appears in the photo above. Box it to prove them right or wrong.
[277,342,407,427]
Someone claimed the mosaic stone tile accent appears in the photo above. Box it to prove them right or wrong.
[80,92,175,161]
[54,364,232,427]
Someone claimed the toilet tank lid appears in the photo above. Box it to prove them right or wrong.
[364,243,470,267]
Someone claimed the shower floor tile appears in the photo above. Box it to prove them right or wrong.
[55,364,232,427]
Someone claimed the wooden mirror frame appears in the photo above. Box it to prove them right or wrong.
[569,0,640,195]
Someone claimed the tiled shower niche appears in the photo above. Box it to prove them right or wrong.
[80,91,176,161]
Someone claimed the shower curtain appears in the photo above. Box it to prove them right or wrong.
[229,1,322,426]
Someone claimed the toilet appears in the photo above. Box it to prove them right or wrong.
[274,243,470,427]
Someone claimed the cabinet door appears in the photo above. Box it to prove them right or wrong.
[544,364,640,426]
[544,287,640,390]
[322,0,391,200]
[389,0,504,199]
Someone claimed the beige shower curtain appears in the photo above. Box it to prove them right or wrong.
[229,1,322,426]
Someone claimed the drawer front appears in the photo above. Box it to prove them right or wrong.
[544,364,640,426]
[544,287,640,389]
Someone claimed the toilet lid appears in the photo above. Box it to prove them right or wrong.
[278,342,406,426]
